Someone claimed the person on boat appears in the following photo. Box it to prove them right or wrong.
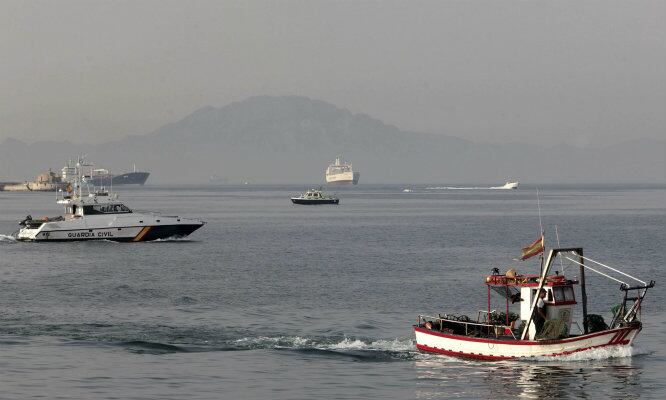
[534,289,547,334]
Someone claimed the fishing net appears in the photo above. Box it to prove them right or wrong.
[584,314,609,333]
[536,319,568,340]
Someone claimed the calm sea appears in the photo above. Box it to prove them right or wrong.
[1,184,665,399]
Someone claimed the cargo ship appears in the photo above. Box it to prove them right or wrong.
[62,162,149,186]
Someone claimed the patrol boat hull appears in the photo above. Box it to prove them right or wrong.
[291,198,339,205]
[17,221,204,242]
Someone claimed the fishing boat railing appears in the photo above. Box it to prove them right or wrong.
[417,314,517,339]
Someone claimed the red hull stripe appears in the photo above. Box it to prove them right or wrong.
[415,341,631,360]
[414,326,636,346]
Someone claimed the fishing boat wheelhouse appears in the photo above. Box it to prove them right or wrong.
[414,247,655,359]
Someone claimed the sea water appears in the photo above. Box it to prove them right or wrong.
[1,184,665,399]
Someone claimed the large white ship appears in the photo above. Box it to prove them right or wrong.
[325,156,360,185]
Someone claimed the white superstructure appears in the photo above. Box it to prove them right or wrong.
[325,156,360,185]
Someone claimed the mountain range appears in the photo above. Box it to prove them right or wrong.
[1,96,664,184]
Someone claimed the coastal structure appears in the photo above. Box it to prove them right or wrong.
[1,170,67,192]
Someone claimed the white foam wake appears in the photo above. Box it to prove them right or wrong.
[329,337,415,352]
[0,234,17,242]
[233,336,415,353]
[531,344,648,362]
[425,186,499,190]
[148,237,192,242]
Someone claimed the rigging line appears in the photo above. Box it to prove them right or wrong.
[578,255,646,285]
[564,256,627,286]
[555,225,565,272]
[536,188,545,274]
[536,188,543,236]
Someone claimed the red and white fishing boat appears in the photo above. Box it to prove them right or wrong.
[414,246,655,360]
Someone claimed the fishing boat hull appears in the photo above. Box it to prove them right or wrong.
[414,324,641,360]
[291,198,339,205]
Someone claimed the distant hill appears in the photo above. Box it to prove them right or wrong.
[1,95,664,183]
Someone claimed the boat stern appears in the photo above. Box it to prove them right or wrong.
[16,227,42,241]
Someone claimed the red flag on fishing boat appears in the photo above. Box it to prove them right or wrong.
[521,235,544,260]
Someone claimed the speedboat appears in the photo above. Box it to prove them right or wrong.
[414,246,654,359]
[291,188,339,205]
[492,181,519,190]
[16,159,204,242]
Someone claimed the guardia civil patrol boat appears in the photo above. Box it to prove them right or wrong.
[16,159,204,242]
[291,188,339,205]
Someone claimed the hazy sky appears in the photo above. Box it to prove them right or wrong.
[1,0,664,146]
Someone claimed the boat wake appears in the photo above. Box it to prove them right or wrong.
[0,320,418,359]
[235,335,413,350]
[530,344,649,362]
[0,234,17,243]
[425,186,512,190]
[233,336,417,361]
[112,335,419,359]
[148,237,193,243]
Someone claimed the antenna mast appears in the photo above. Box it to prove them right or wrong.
[536,188,543,235]
[536,188,545,273]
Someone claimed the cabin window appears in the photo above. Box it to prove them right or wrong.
[552,287,561,301]
[83,204,132,215]
[552,286,575,302]
[531,288,553,301]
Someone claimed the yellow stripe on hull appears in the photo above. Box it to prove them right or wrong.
[133,226,152,241]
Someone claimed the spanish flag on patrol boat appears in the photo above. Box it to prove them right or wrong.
[521,235,544,260]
